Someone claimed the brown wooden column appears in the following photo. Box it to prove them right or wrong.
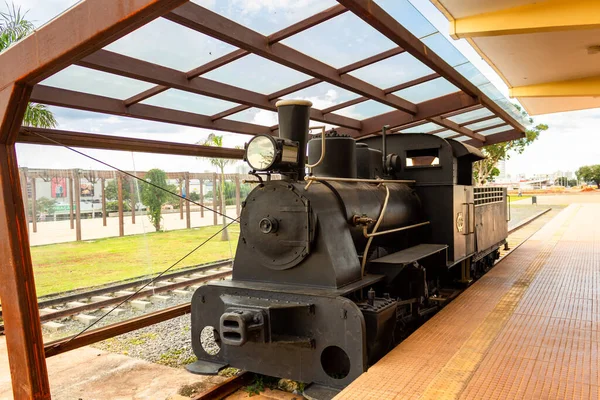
[68,176,74,229]
[74,170,81,241]
[129,178,135,224]
[179,179,183,220]
[199,178,204,217]
[212,173,218,225]
[184,172,191,229]
[235,175,241,217]
[117,175,124,237]
[30,175,37,233]
[0,145,50,399]
[101,178,107,226]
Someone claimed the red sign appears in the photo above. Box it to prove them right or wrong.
[51,177,66,198]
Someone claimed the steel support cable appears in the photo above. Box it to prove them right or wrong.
[28,131,241,347]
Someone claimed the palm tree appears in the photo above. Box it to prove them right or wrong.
[1,3,56,128]
[199,133,236,241]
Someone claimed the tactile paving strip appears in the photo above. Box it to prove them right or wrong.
[337,204,598,400]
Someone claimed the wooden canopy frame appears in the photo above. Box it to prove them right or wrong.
[0,0,526,398]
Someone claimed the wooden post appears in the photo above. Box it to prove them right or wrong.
[68,176,74,229]
[0,145,51,399]
[213,173,218,225]
[31,176,37,233]
[185,173,191,229]
[74,171,81,241]
[199,178,204,217]
[235,175,241,217]
[101,178,107,227]
[117,175,124,237]
[129,178,135,224]
[179,179,183,220]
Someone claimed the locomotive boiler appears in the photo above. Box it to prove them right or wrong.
[188,100,508,396]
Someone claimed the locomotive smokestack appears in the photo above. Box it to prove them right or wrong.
[275,99,312,179]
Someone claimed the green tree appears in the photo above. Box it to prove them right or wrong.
[568,179,578,187]
[576,165,600,188]
[473,105,548,186]
[198,134,237,241]
[105,177,139,212]
[35,196,56,218]
[189,191,201,202]
[141,169,171,231]
[1,4,56,128]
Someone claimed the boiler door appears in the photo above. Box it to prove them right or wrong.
[241,182,315,270]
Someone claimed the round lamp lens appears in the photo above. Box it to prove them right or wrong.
[247,136,276,171]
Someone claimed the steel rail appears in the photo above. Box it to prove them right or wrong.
[192,372,253,400]
[0,259,232,318]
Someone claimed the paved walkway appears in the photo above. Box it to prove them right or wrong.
[337,203,600,399]
[0,337,225,400]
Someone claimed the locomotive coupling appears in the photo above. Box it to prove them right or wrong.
[220,309,266,346]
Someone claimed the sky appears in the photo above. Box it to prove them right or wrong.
[4,0,599,177]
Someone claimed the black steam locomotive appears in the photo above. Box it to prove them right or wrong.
[188,100,508,395]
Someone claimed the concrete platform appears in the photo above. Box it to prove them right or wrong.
[0,337,226,399]
[338,203,600,399]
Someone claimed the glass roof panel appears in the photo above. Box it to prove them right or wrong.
[480,125,513,136]
[421,33,468,67]
[392,77,459,103]
[435,130,456,139]
[202,54,311,94]
[456,62,489,87]
[400,122,441,134]
[279,82,360,110]
[464,117,504,131]
[349,52,434,89]
[446,108,494,124]
[455,136,471,142]
[140,89,240,116]
[226,107,279,126]
[192,0,338,36]
[332,100,395,119]
[40,65,154,100]
[105,18,238,72]
[281,12,396,68]
[374,0,437,39]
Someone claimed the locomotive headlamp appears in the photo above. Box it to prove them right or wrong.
[245,135,299,172]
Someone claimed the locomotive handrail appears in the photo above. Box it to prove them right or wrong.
[304,176,416,185]
[363,221,431,238]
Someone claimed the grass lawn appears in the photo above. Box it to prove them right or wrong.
[30,224,240,297]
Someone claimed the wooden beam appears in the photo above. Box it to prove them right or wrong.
[458,114,496,127]
[337,0,526,133]
[384,73,441,94]
[130,179,136,225]
[0,144,50,399]
[30,85,272,137]
[45,303,191,358]
[473,122,509,134]
[78,50,360,130]
[427,116,485,142]
[358,91,479,137]
[465,129,525,148]
[18,127,245,159]
[166,3,418,115]
[69,176,74,229]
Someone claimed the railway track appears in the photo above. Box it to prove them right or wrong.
[0,259,233,334]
